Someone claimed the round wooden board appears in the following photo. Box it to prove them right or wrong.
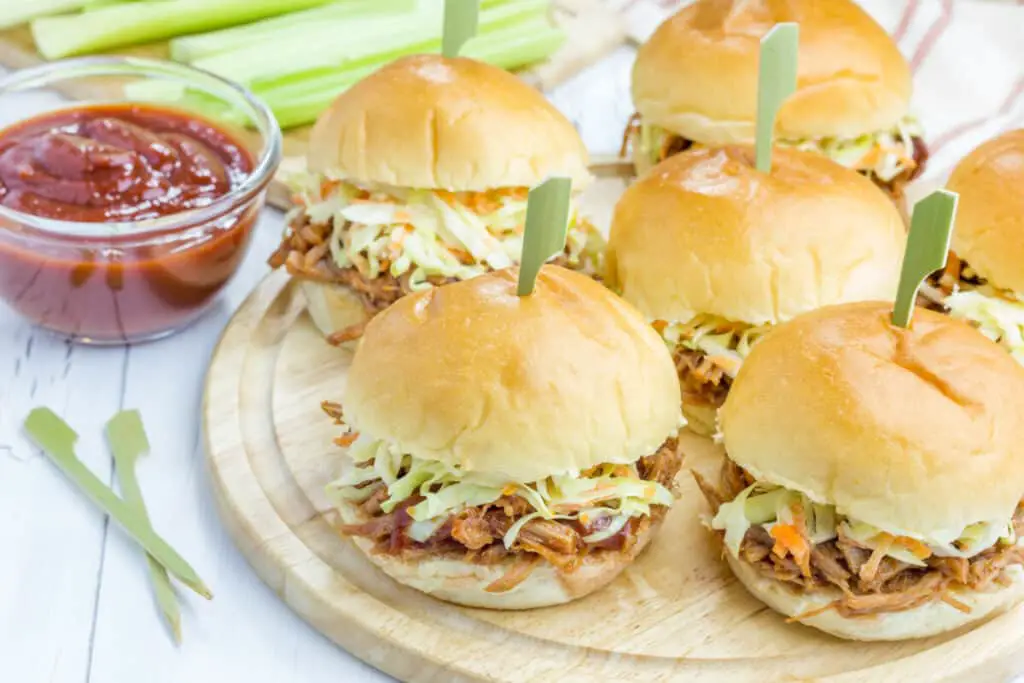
[203,271,1024,683]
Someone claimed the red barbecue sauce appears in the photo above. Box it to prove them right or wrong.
[0,103,258,342]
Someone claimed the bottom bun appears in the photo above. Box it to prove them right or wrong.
[338,499,661,609]
[727,553,1024,641]
[681,401,719,438]
[299,280,369,343]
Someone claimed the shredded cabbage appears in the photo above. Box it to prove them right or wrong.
[290,176,604,284]
[637,115,922,183]
[710,479,1015,565]
[326,434,673,549]
[658,314,772,378]
[946,289,1024,365]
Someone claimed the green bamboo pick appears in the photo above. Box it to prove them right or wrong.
[24,407,212,600]
[106,410,182,644]
[442,0,479,58]
[755,23,799,173]
[891,190,959,328]
[517,176,572,296]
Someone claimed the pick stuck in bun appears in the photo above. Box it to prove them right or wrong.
[608,145,905,433]
[268,54,604,347]
[696,302,1024,640]
[324,266,685,609]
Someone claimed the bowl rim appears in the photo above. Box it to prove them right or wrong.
[0,55,282,242]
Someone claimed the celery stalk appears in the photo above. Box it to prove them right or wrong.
[192,0,550,87]
[257,19,564,129]
[169,0,416,63]
[31,0,336,59]
[0,0,123,30]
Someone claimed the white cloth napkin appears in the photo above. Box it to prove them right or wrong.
[614,0,1024,198]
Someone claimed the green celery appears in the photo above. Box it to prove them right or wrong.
[31,0,336,59]
[169,0,416,63]
[257,19,564,129]
[0,0,123,30]
[192,0,550,86]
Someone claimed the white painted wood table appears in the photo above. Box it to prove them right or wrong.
[0,49,636,683]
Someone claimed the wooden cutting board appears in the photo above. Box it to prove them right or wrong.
[201,167,1024,683]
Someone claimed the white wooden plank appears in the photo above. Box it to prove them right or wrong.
[86,212,388,682]
[0,318,127,681]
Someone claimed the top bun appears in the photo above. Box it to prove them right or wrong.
[720,302,1024,537]
[608,146,905,326]
[632,0,911,144]
[342,265,682,483]
[307,54,591,192]
[946,129,1024,293]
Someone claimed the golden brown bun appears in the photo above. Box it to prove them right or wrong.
[299,280,367,344]
[337,499,659,609]
[343,265,682,483]
[632,0,911,144]
[727,554,1024,641]
[608,146,905,325]
[308,54,591,192]
[946,129,1024,293]
[721,302,1024,537]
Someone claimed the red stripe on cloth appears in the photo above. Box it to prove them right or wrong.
[931,75,1024,154]
[910,0,954,74]
[893,0,920,44]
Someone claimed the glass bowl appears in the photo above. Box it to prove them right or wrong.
[0,56,282,345]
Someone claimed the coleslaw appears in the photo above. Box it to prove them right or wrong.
[711,480,1017,565]
[637,115,922,183]
[946,288,1024,366]
[326,431,674,548]
[288,174,604,290]
[656,314,772,378]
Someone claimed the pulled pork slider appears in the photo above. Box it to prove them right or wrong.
[269,54,603,345]
[931,130,1024,364]
[607,146,905,434]
[695,302,1024,641]
[323,265,684,609]
[624,0,927,201]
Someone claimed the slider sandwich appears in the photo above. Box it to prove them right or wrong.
[269,55,603,344]
[608,146,905,434]
[322,265,684,608]
[695,302,1024,640]
[931,130,1024,364]
[624,0,927,201]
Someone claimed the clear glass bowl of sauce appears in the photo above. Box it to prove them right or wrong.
[0,57,281,344]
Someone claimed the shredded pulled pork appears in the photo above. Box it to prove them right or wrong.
[268,210,457,318]
[269,208,596,345]
[674,347,732,409]
[696,459,1024,618]
[339,438,684,593]
[930,253,991,301]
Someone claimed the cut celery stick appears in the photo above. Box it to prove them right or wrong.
[31,0,336,59]
[258,20,564,129]
[193,0,549,86]
[0,0,122,30]
[170,0,416,63]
